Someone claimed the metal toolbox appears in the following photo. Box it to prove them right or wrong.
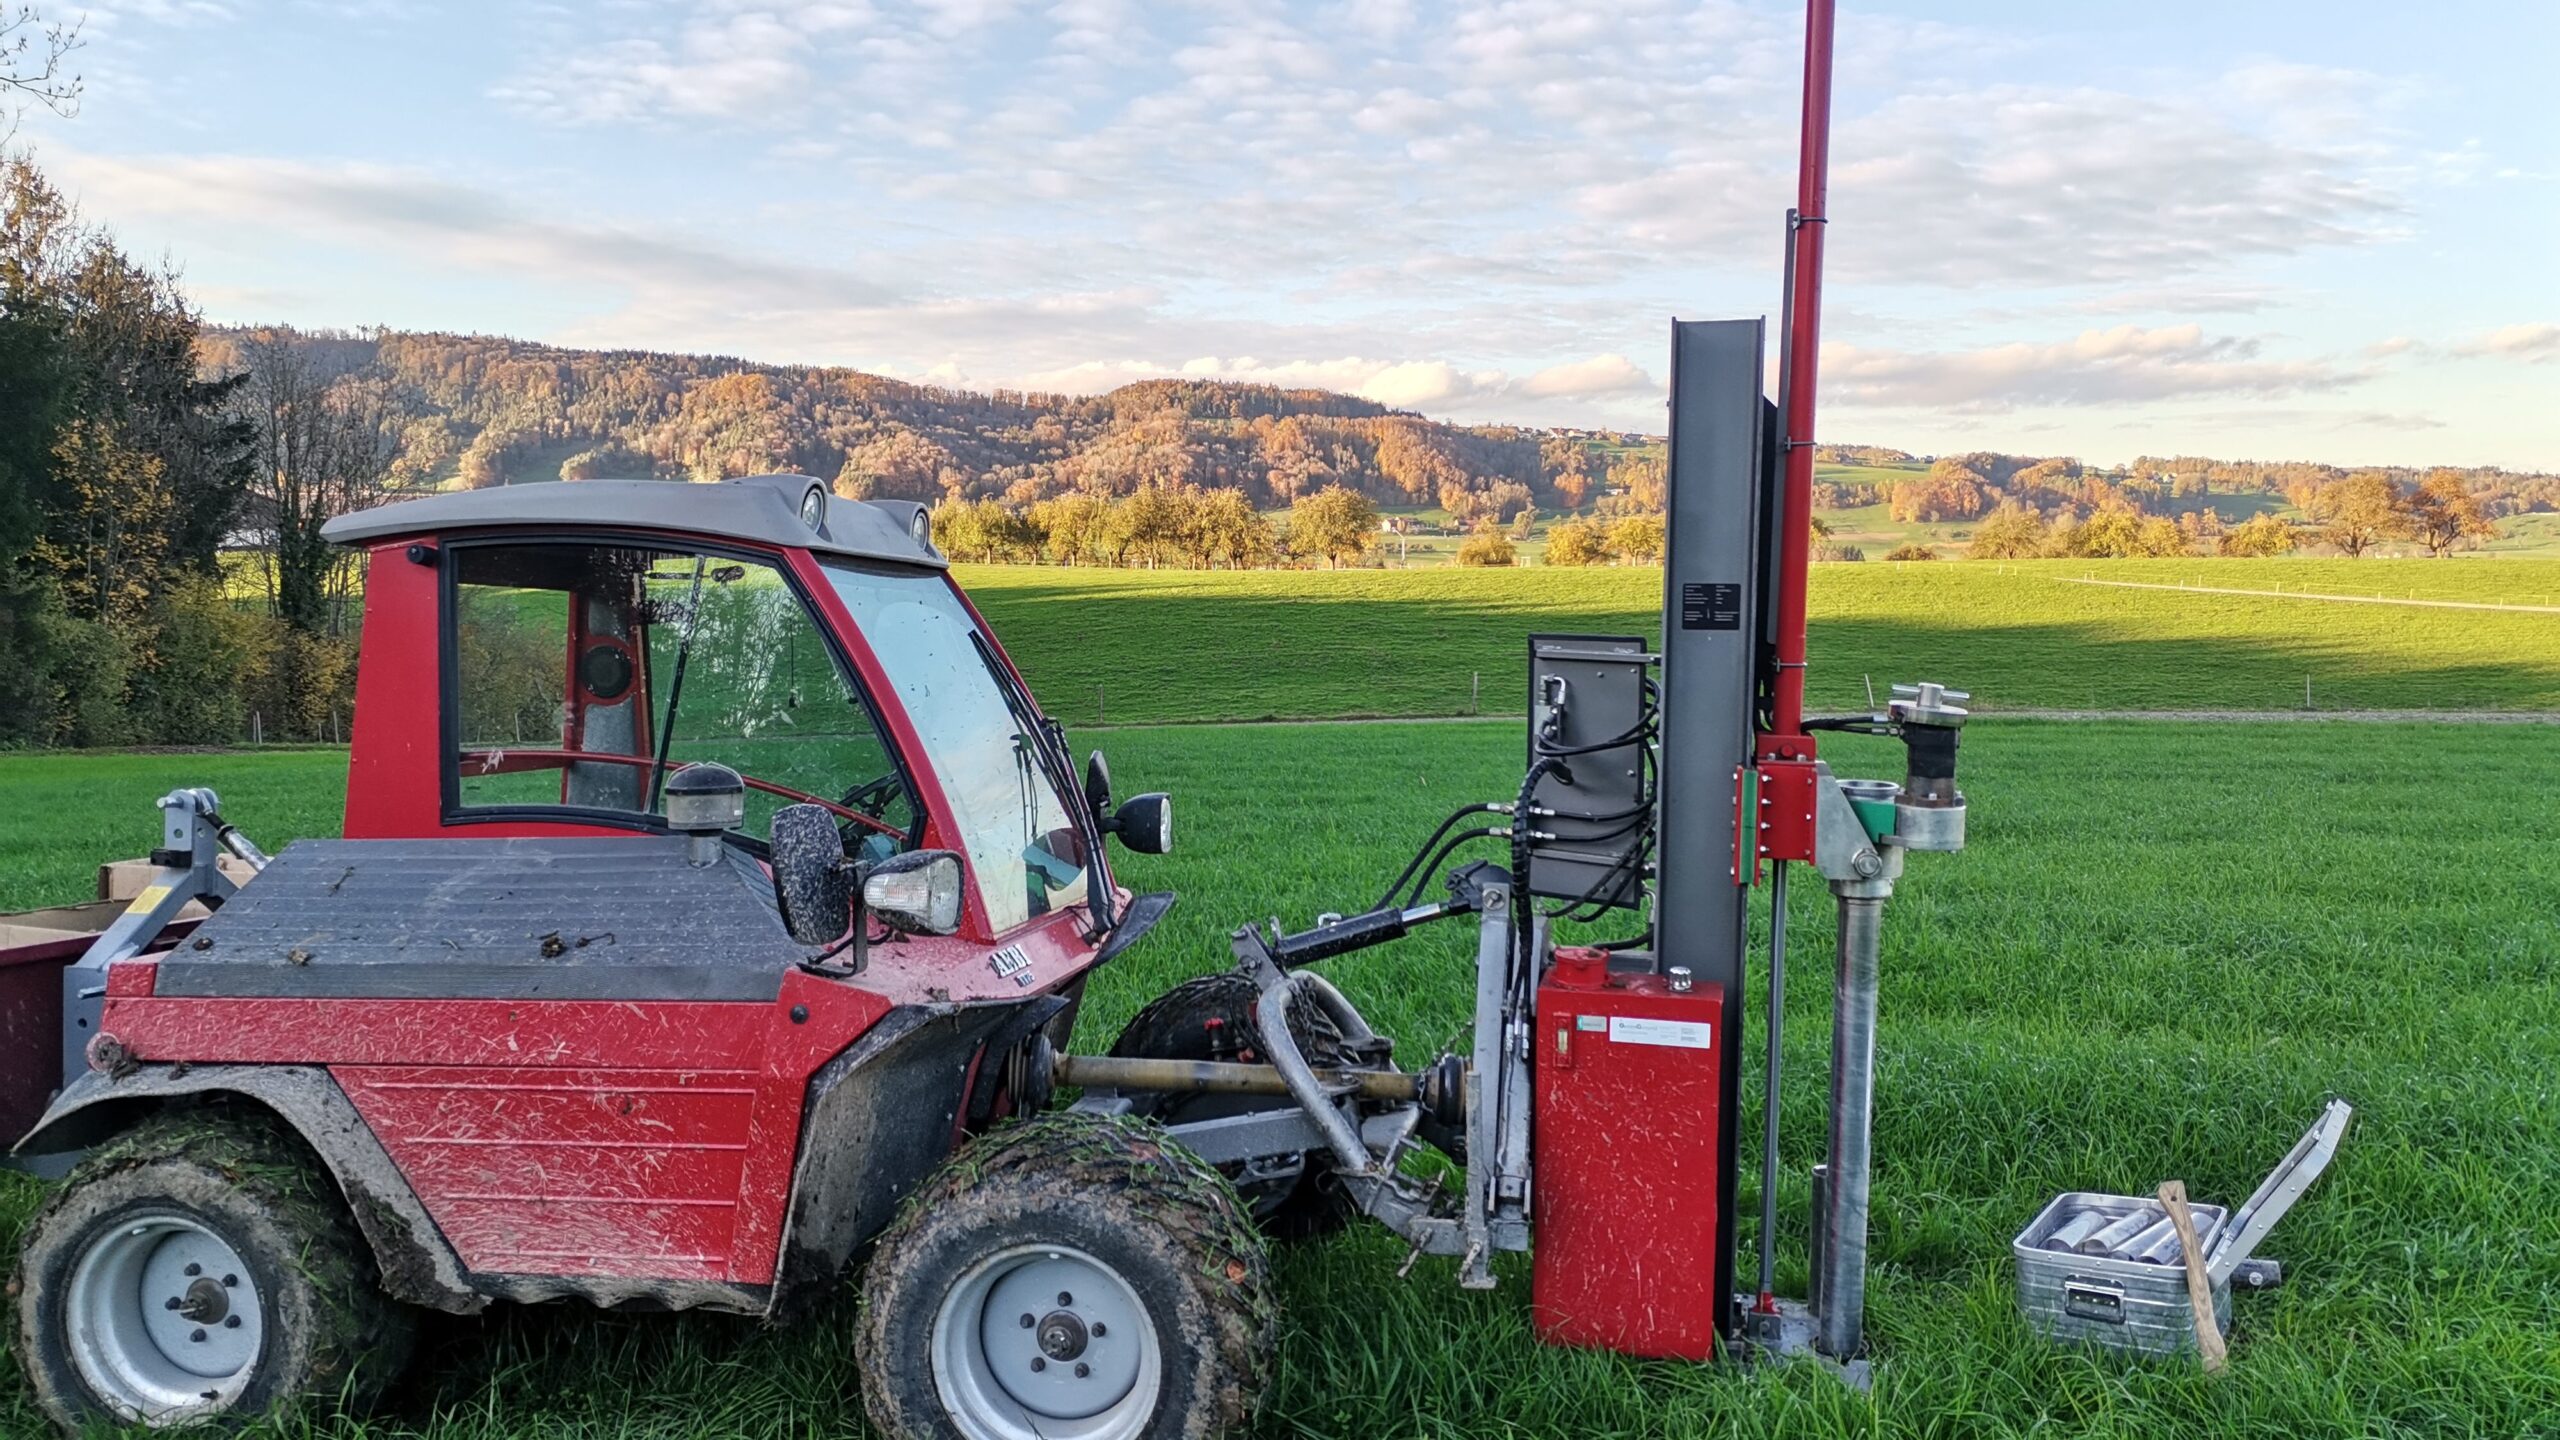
[2015,1191,2231,1354]
[2012,1100,2353,1358]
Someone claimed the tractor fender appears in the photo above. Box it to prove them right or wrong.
[14,1064,485,1315]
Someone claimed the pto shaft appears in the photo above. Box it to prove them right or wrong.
[1052,1053,1426,1105]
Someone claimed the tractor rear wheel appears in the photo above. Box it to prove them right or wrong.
[11,1108,416,1434]
[857,1113,1274,1440]
[1108,971,1359,1238]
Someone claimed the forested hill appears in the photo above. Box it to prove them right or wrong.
[207,327,2560,535]
[209,328,1634,516]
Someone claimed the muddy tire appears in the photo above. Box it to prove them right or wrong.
[856,1113,1274,1440]
[12,1108,417,1433]
[1108,971,1358,1238]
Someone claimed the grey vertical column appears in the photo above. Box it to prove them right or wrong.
[1655,317,1770,1341]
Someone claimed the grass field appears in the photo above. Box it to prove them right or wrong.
[958,558,2560,724]
[3,719,2557,1437]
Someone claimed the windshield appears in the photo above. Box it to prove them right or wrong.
[823,562,1089,933]
[449,540,916,856]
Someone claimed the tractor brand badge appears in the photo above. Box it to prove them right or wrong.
[988,944,1034,986]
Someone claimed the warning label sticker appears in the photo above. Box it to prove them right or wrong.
[1608,1016,1714,1050]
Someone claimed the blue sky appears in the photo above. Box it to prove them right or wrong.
[20,0,2559,467]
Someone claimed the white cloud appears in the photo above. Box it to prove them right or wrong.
[1518,353,1652,399]
[1824,325,2364,412]
[491,11,824,125]
[48,149,892,311]
[2452,323,2560,363]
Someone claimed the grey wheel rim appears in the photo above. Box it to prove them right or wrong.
[930,1242,1162,1440]
[65,1212,264,1424]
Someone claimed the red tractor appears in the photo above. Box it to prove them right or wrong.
[6,474,1313,1436]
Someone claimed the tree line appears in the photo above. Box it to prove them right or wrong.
[0,158,389,746]
[1816,449,2542,558]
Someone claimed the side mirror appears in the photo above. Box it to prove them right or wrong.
[1084,750,1112,817]
[770,803,851,944]
[863,849,966,936]
[1106,793,1173,855]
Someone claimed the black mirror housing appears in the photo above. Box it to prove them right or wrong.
[1084,750,1113,817]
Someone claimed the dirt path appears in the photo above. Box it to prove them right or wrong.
[2053,575,2560,614]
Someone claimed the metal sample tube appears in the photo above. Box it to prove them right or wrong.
[2117,1214,2182,1263]
[1816,893,1884,1359]
[2041,1209,2108,1253]
[2081,1207,2161,1256]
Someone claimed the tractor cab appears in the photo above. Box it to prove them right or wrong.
[327,473,1115,948]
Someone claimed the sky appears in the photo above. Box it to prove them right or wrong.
[15,0,2560,468]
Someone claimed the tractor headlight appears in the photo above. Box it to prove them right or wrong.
[799,484,827,532]
[1110,793,1173,855]
[863,849,965,935]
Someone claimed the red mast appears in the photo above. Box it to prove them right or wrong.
[1765,0,1835,753]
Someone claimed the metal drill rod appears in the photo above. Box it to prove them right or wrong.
[1052,1053,1425,1105]
[1756,862,1790,1309]
[1817,891,1884,1359]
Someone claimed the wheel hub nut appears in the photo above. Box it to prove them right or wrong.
[1035,1310,1089,1361]
[175,1277,230,1326]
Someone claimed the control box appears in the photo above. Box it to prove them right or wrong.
[1524,634,1652,912]
[1530,949,1726,1360]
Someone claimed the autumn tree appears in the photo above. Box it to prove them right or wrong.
[1290,484,1376,567]
[1607,455,1667,510]
[1606,513,1666,565]
[1965,503,2048,559]
[1030,492,1106,565]
[2309,472,2407,557]
[233,334,399,632]
[1543,517,1609,566]
[2218,512,2295,557]
[1455,521,1516,567]
[1187,487,1272,568]
[2403,471,2497,556]
[31,415,167,629]
[1104,485,1188,567]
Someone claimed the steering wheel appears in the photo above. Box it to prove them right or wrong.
[838,773,909,855]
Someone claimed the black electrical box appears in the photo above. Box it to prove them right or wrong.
[1525,634,1654,912]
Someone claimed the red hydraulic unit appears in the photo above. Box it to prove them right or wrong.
[1532,947,1725,1359]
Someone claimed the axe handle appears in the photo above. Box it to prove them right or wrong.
[2159,1180,2228,1374]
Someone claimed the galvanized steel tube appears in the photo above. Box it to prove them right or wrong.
[1817,892,1884,1358]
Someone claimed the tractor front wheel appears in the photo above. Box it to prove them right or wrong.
[11,1109,416,1433]
[856,1113,1274,1440]
[1109,971,1360,1238]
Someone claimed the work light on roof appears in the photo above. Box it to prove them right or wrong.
[798,484,826,532]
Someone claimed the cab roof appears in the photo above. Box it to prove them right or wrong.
[320,474,946,570]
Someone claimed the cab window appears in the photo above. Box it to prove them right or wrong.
[822,561,1089,932]
[448,540,915,856]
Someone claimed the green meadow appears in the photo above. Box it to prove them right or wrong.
[957,557,2560,722]
[2,556,2557,1437]
[3,719,2557,1437]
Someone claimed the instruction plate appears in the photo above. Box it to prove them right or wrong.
[1608,1016,1713,1050]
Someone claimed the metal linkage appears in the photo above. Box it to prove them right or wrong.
[61,790,266,1091]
